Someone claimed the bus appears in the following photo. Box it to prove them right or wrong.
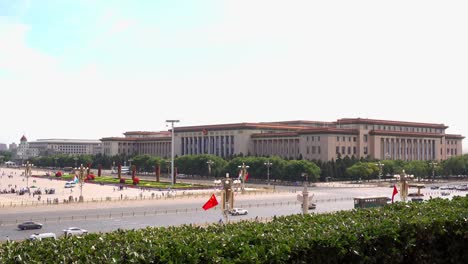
[353,196,390,209]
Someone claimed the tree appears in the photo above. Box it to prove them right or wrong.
[346,162,379,181]
[404,160,429,180]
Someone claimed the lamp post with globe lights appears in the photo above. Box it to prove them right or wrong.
[429,161,438,182]
[376,161,384,180]
[24,161,33,190]
[237,162,249,192]
[264,161,272,186]
[207,160,214,177]
[76,164,88,202]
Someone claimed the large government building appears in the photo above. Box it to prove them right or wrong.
[101,118,464,161]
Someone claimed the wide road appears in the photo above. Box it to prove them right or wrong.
[1,183,464,241]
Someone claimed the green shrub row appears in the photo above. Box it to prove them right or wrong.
[1,196,467,263]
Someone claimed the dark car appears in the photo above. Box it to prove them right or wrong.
[18,221,43,230]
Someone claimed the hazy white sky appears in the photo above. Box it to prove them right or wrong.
[1,0,467,152]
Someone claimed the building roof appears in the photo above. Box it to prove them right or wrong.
[299,128,360,135]
[251,132,299,138]
[20,135,27,142]
[123,131,170,136]
[101,137,171,142]
[369,130,444,138]
[337,118,448,129]
[175,122,307,132]
[260,120,333,127]
[445,134,465,139]
[31,139,101,144]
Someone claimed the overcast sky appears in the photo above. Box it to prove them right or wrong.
[1,0,467,152]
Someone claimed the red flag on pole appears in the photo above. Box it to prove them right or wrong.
[392,185,398,203]
[202,194,219,210]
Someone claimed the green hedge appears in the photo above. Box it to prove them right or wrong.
[1,196,467,263]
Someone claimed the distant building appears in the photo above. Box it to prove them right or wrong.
[29,139,102,156]
[15,135,39,162]
[101,131,171,157]
[101,118,464,161]
[0,143,7,151]
[9,142,17,150]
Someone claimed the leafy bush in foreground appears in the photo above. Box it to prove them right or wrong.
[0,196,467,263]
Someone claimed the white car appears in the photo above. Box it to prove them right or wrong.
[64,182,76,188]
[230,208,248,215]
[30,232,56,241]
[63,227,88,236]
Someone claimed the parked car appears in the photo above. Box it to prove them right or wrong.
[30,232,56,241]
[430,186,440,190]
[230,208,248,215]
[18,221,43,230]
[63,227,88,236]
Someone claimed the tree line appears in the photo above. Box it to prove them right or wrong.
[26,153,468,182]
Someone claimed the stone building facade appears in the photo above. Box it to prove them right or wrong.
[101,118,464,161]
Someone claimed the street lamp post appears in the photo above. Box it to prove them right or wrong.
[54,157,59,169]
[237,162,249,192]
[166,120,180,185]
[429,161,438,182]
[376,161,384,180]
[77,164,88,202]
[129,158,133,168]
[264,161,272,186]
[24,161,33,190]
[207,160,214,177]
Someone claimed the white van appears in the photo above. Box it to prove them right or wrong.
[30,232,57,241]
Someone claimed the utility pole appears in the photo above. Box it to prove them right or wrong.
[264,161,272,186]
[429,161,438,182]
[166,120,180,185]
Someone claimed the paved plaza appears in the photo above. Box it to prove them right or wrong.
[0,167,213,207]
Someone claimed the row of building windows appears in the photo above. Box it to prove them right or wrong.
[337,136,357,142]
[306,146,321,155]
[336,146,357,155]
[363,125,442,134]
[446,148,458,155]
[306,136,321,142]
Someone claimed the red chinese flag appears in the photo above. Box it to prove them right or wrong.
[245,172,250,182]
[392,185,398,203]
[202,194,218,210]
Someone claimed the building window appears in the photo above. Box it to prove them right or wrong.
[353,137,356,142]
[342,146,346,154]
[347,147,351,155]
[318,146,321,154]
[364,135,368,142]
[318,136,320,141]
[342,136,345,142]
[306,146,309,154]
[312,146,316,154]
[348,137,351,142]
[337,136,340,142]
[364,147,368,155]
[306,136,309,142]
[311,136,314,141]
[336,146,339,154]
[353,147,356,154]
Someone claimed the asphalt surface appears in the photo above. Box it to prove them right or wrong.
[1,182,466,242]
